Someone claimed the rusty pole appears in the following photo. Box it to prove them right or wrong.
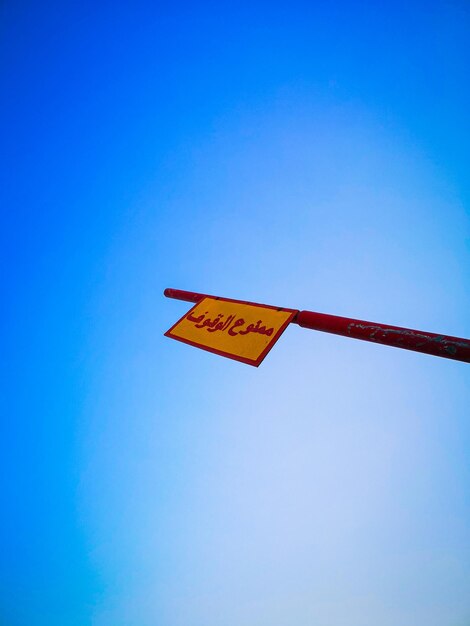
[164,288,470,363]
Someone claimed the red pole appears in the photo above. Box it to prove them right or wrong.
[164,288,470,363]
[164,287,215,303]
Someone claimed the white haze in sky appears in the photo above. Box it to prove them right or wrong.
[80,98,470,626]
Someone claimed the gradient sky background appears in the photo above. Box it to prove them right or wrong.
[2,2,470,625]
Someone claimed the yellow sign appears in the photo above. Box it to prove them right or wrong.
[165,297,297,366]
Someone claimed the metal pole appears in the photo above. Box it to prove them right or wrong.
[164,288,470,363]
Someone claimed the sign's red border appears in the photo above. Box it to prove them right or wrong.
[164,296,298,367]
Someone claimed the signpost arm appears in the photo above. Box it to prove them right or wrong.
[164,288,216,303]
[164,288,470,363]
[294,310,470,363]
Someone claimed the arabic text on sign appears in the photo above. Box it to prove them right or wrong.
[186,311,275,337]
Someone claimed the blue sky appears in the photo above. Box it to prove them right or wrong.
[2,2,470,625]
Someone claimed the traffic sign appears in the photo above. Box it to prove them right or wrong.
[164,288,470,364]
[165,296,297,366]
